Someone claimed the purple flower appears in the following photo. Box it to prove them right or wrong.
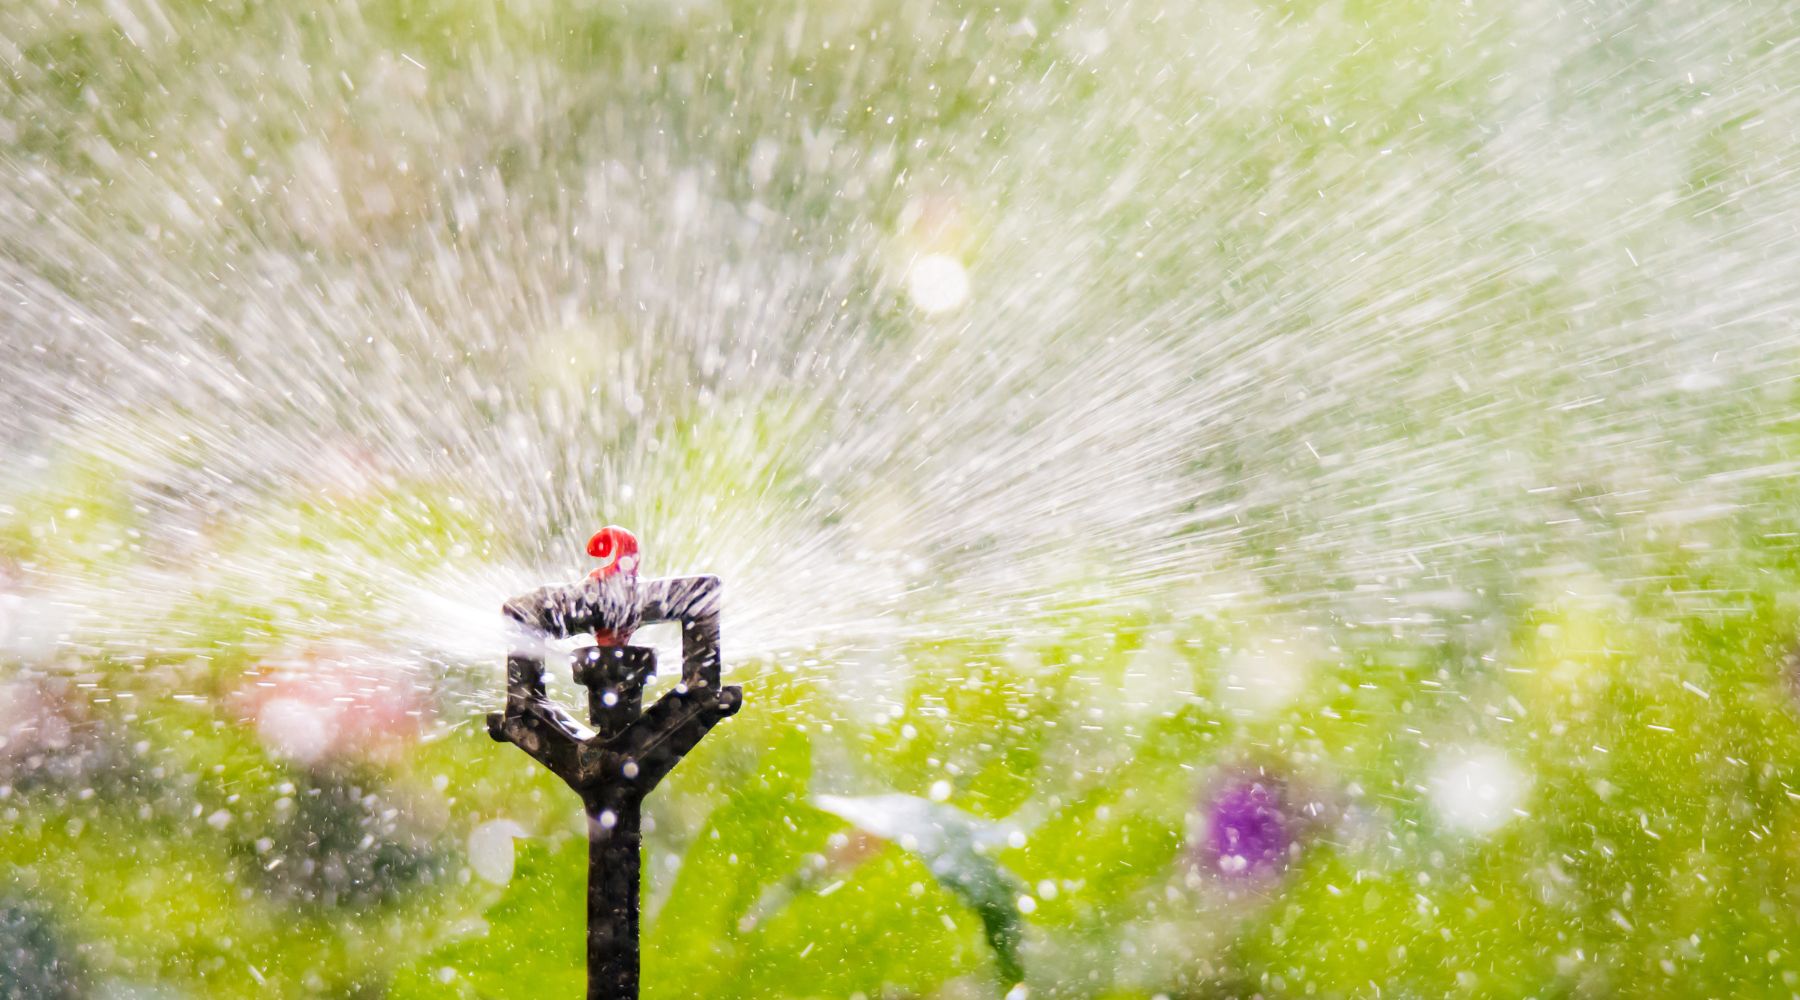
[1198,776,1293,878]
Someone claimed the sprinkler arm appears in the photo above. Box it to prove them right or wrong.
[488,652,589,781]
[500,574,723,689]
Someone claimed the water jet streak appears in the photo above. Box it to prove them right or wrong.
[0,0,1797,693]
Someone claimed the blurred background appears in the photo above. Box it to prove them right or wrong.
[5,0,1800,996]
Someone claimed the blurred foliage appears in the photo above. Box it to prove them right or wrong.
[11,534,1800,995]
[0,897,85,1000]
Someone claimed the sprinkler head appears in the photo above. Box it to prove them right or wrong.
[588,525,641,647]
[587,526,640,580]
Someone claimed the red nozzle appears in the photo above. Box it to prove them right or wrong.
[586,525,640,579]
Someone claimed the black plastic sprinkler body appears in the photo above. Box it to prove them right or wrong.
[488,527,740,1000]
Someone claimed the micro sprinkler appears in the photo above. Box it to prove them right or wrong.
[488,526,740,999]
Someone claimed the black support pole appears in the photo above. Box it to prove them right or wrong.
[585,786,643,997]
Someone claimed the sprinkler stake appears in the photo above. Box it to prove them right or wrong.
[488,532,739,1000]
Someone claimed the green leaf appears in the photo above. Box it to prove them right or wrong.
[815,792,1027,984]
[729,841,993,997]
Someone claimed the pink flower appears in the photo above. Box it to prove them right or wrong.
[236,647,427,764]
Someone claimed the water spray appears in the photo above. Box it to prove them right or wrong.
[487,527,740,999]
